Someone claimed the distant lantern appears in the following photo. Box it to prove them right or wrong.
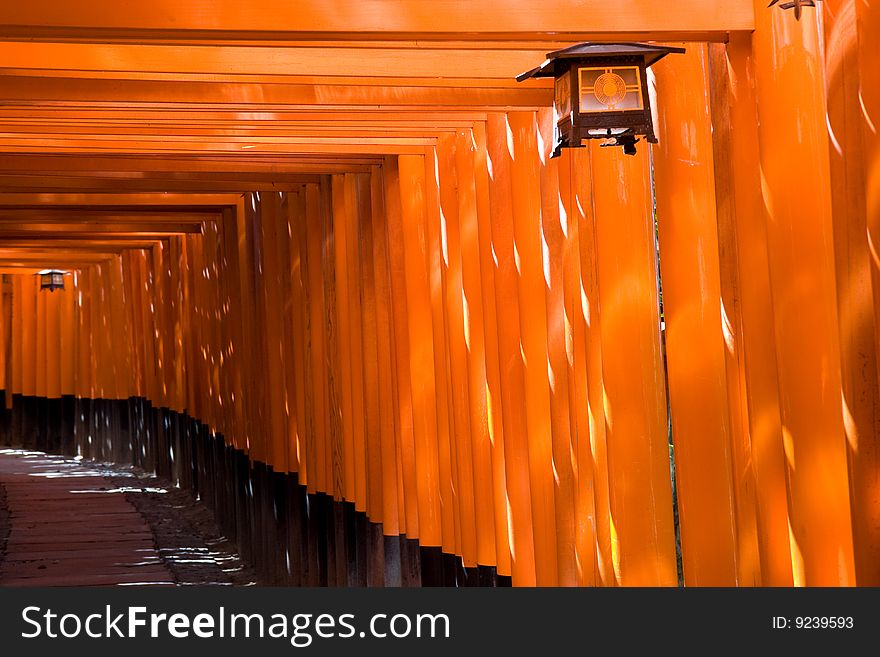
[38,269,66,292]
[517,42,685,157]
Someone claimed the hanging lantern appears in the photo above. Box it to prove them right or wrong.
[517,42,685,157]
[38,269,66,292]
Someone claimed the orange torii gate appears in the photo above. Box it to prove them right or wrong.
[0,0,876,588]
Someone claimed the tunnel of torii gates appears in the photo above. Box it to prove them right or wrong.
[0,0,878,589]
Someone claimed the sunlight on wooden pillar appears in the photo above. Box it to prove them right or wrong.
[825,0,880,585]
[383,156,420,540]
[424,145,458,559]
[472,121,513,578]
[455,128,500,570]
[303,186,328,493]
[589,143,677,587]
[652,43,742,586]
[707,41,769,588]
[508,110,559,586]
[486,112,537,586]
[558,145,597,587]
[437,133,479,566]
[752,1,856,586]
[537,108,578,587]
[570,146,616,586]
[285,192,307,477]
[397,154,442,548]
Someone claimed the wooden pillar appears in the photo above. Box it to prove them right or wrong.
[589,143,677,587]
[369,166,401,537]
[706,41,764,587]
[357,171,385,525]
[752,1,856,585]
[437,132,478,566]
[258,192,291,473]
[305,184,331,494]
[567,146,614,586]
[506,110,559,586]
[652,43,741,585]
[286,190,309,479]
[855,0,880,585]
[422,147,458,564]
[397,154,442,549]
[710,33,794,586]
[456,128,500,571]
[472,121,512,578]
[331,175,356,501]
[382,157,418,540]
[537,108,578,586]
[486,112,538,586]
[344,174,369,512]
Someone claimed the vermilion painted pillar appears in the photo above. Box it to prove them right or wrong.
[855,0,880,585]
[652,44,740,586]
[472,121,512,578]
[425,143,458,559]
[589,144,677,587]
[825,0,880,586]
[537,107,578,586]
[397,154,442,549]
[369,166,401,536]
[508,111,559,586]
[570,145,614,586]
[383,156,419,540]
[713,33,794,586]
[486,112,537,585]
[437,132,478,566]
[456,128,500,570]
[752,1,856,585]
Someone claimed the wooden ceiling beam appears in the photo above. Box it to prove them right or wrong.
[0,1,754,36]
[0,123,462,137]
[0,222,202,234]
[0,108,490,123]
[0,140,433,156]
[0,177,319,193]
[0,76,552,109]
[0,192,243,206]
[0,154,381,172]
[0,42,554,80]
[0,253,116,263]
[0,247,129,258]
[0,179,334,193]
[0,209,219,221]
[0,239,160,249]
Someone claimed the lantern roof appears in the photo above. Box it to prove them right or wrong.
[516,42,686,82]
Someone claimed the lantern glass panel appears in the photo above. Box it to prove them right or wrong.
[554,72,572,121]
[52,273,63,287]
[578,66,644,113]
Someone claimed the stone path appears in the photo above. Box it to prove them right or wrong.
[0,449,255,587]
